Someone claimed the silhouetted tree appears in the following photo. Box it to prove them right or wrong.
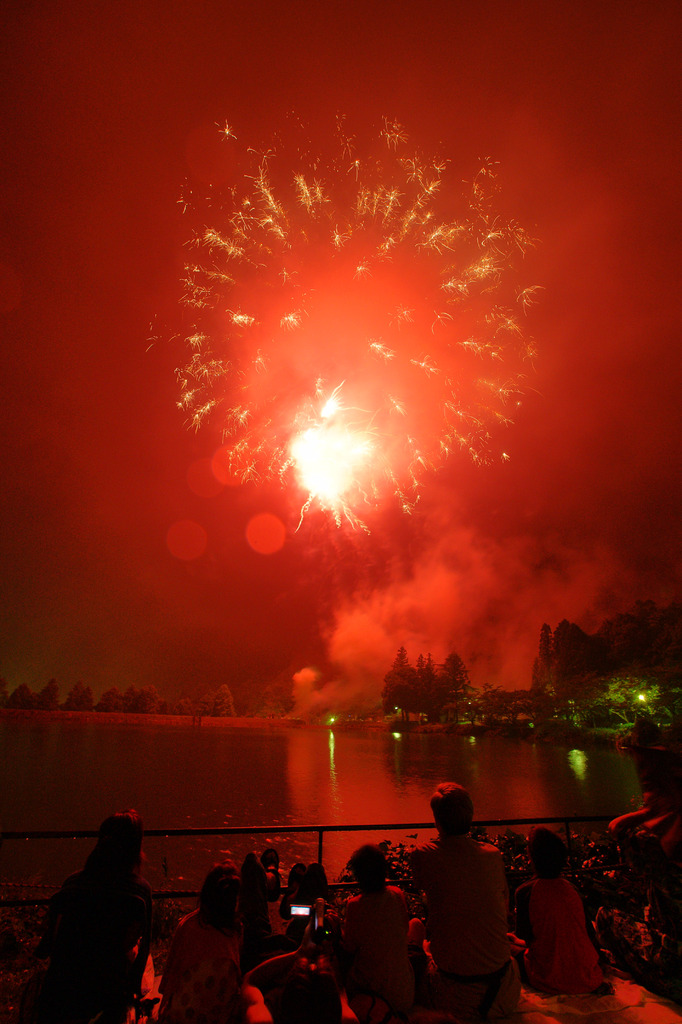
[439,652,471,723]
[531,623,553,692]
[6,682,36,709]
[212,684,236,716]
[135,686,162,714]
[122,686,142,712]
[526,689,560,726]
[654,603,682,665]
[649,668,682,723]
[463,691,481,726]
[95,687,124,712]
[196,690,216,716]
[172,697,195,716]
[415,653,446,722]
[551,620,607,696]
[598,601,659,669]
[0,677,8,707]
[35,678,60,710]
[492,690,533,725]
[254,681,296,717]
[120,685,160,714]
[62,681,94,711]
[382,647,417,721]
[478,682,503,726]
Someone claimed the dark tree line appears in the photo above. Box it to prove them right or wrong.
[4,600,680,729]
[382,646,471,723]
[0,678,236,718]
[530,600,682,726]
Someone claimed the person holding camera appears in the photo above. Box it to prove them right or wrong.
[242,908,358,1024]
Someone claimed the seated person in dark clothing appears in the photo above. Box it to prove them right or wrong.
[261,847,282,902]
[36,809,152,1024]
[284,863,339,947]
[279,863,306,921]
[240,851,295,972]
[514,827,604,994]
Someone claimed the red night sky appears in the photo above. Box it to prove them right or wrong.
[1,1,681,711]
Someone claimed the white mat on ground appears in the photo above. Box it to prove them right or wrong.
[409,974,682,1024]
[509,975,682,1024]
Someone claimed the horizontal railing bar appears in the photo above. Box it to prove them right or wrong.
[0,882,366,908]
[0,815,616,908]
[0,815,611,842]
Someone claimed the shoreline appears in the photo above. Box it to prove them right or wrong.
[0,707,625,748]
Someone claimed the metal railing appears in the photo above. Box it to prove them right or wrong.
[0,814,613,907]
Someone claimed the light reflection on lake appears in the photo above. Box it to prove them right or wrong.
[568,748,589,779]
[1,719,639,889]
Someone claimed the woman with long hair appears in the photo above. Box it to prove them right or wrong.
[37,809,152,1024]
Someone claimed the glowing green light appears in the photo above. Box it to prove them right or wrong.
[392,732,402,740]
[638,694,646,702]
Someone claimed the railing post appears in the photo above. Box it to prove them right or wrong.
[317,828,324,866]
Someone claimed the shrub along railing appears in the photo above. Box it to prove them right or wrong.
[0,814,614,907]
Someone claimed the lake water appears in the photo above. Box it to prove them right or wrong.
[0,718,640,891]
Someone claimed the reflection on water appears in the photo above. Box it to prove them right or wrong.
[0,720,640,886]
[328,731,337,790]
[568,748,588,779]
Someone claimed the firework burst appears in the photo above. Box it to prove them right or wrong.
[176,117,539,529]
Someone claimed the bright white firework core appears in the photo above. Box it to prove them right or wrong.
[291,422,373,504]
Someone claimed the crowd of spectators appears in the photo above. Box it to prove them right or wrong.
[27,735,682,1024]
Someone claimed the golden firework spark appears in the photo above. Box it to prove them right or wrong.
[176,117,540,527]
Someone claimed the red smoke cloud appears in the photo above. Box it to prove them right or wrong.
[322,512,638,706]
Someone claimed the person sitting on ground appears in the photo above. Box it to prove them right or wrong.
[594,721,682,1004]
[279,862,306,921]
[341,843,415,1021]
[158,860,242,1024]
[242,920,358,1024]
[411,782,520,1021]
[261,847,282,902]
[608,718,682,864]
[514,827,604,995]
[36,809,153,1024]
[240,851,295,972]
[284,862,338,946]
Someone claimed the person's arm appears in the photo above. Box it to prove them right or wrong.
[514,882,533,944]
[338,899,358,980]
[243,949,300,991]
[341,898,359,953]
[242,951,301,1024]
[340,990,360,1023]
[242,981,273,1024]
[608,808,651,836]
